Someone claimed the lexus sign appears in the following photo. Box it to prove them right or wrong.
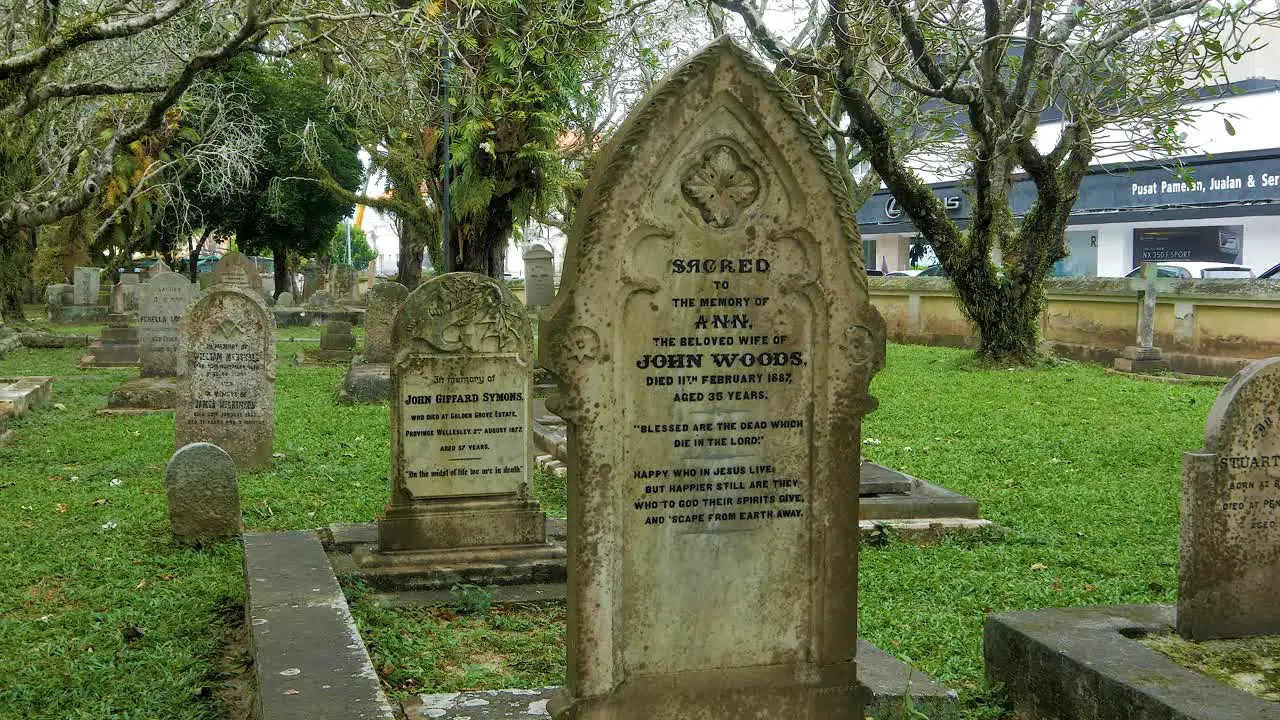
[885,194,962,219]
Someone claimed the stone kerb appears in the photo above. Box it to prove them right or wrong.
[539,37,884,719]
[1179,356,1280,641]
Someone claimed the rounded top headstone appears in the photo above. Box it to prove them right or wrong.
[395,272,531,363]
[523,243,553,260]
[167,441,237,478]
[1204,357,1280,456]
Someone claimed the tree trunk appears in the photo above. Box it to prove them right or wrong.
[272,245,291,299]
[189,228,212,283]
[0,230,31,324]
[454,204,511,280]
[398,221,424,290]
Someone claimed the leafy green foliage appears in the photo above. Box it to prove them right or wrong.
[448,584,496,615]
[330,223,377,267]
[206,56,363,263]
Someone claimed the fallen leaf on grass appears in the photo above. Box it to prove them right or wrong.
[0,481,14,490]
[1083,583,1097,592]
[135,579,147,589]
[91,498,108,507]
[158,573,176,581]
[52,403,66,410]
[55,503,67,513]
[284,689,300,696]
[272,452,285,459]
[1050,581,1063,592]
[1030,563,1048,571]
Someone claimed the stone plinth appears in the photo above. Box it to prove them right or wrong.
[80,318,139,367]
[1113,345,1167,373]
[106,376,178,411]
[338,362,392,404]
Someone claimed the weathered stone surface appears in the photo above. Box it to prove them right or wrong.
[110,282,127,314]
[338,363,392,404]
[0,376,53,420]
[165,442,241,543]
[523,244,555,308]
[366,260,378,291]
[138,272,199,377]
[146,258,171,279]
[211,251,264,295]
[320,320,356,351]
[539,38,884,719]
[363,282,409,364]
[244,531,395,720]
[308,290,334,308]
[176,285,276,471]
[81,316,140,368]
[1179,357,1280,641]
[372,271,550,555]
[985,604,1280,720]
[73,267,100,305]
[275,291,296,307]
[331,264,357,302]
[107,376,178,410]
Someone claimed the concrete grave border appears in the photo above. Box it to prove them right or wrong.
[984,604,1280,720]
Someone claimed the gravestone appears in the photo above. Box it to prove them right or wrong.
[138,272,199,377]
[275,291,296,308]
[298,321,357,365]
[147,258,171,279]
[523,244,556,308]
[539,38,884,719]
[110,282,128,315]
[1113,261,1169,373]
[73,267,101,305]
[1179,357,1280,641]
[363,282,409,364]
[307,290,334,309]
[211,251,264,295]
[331,264,357,303]
[119,273,140,310]
[353,272,563,583]
[82,284,139,368]
[165,442,241,544]
[339,282,409,403]
[176,285,275,470]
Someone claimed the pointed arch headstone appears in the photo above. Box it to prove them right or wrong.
[540,37,885,718]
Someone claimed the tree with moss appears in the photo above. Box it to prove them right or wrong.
[713,0,1275,363]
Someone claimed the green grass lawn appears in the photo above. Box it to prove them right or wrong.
[0,338,1222,719]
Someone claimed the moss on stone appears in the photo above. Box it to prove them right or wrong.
[1141,632,1280,701]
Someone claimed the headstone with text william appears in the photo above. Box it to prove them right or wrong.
[523,243,556,308]
[353,272,564,585]
[1179,357,1280,641]
[211,251,264,296]
[540,38,884,719]
[176,285,275,470]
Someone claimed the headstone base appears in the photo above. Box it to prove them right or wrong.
[377,498,550,551]
[107,376,177,410]
[350,542,567,591]
[1112,346,1167,373]
[295,348,355,365]
[548,675,866,719]
[51,305,107,325]
[338,363,391,404]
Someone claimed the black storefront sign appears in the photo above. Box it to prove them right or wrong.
[858,149,1280,229]
[1133,225,1243,263]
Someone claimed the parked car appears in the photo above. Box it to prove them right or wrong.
[917,264,946,277]
[866,269,885,276]
[887,269,924,277]
[1123,262,1254,279]
[1260,262,1280,279]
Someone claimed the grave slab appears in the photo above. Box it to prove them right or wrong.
[984,604,1280,720]
[105,376,178,411]
[0,376,53,420]
[338,363,391,404]
[244,531,395,720]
